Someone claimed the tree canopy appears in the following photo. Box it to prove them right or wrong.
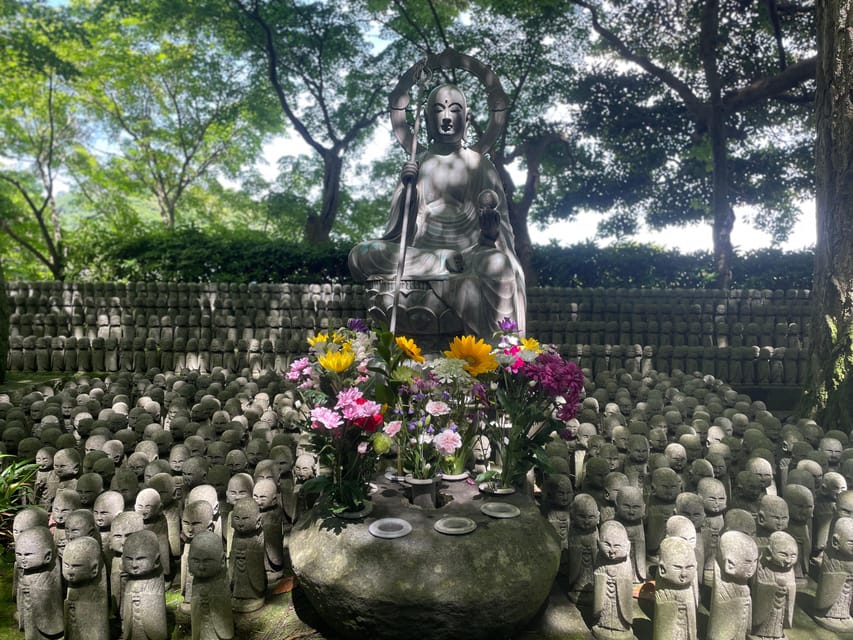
[0,0,818,286]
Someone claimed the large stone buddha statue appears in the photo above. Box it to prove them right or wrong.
[348,83,526,338]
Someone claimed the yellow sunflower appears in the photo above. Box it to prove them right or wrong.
[521,337,542,353]
[318,346,355,373]
[444,335,498,376]
[307,331,344,347]
[395,336,425,363]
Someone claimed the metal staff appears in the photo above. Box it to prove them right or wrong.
[390,66,428,336]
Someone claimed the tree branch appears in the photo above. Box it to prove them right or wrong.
[571,0,707,121]
[724,56,817,112]
[232,0,328,157]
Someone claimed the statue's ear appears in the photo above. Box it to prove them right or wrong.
[206,522,214,533]
[832,533,842,551]
[43,549,53,565]
[658,563,668,578]
[725,557,736,573]
[757,511,767,526]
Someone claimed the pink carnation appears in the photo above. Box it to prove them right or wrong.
[357,442,369,455]
[425,400,451,417]
[434,429,462,456]
[384,420,403,437]
[287,357,312,381]
[310,406,343,431]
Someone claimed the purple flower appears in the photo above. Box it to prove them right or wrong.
[498,317,518,332]
[347,318,370,333]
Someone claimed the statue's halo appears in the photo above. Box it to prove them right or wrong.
[389,47,508,156]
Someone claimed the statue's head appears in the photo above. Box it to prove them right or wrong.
[188,531,224,580]
[122,530,161,577]
[62,536,101,584]
[658,536,696,587]
[598,520,630,562]
[15,526,55,571]
[426,84,467,145]
[765,531,798,571]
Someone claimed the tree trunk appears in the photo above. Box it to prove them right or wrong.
[304,151,343,244]
[799,0,853,428]
[710,122,735,290]
[507,199,536,287]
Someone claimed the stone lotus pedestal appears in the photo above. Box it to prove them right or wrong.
[289,474,561,640]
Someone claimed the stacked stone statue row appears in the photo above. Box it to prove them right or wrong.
[7,282,813,347]
[3,366,325,640]
[3,351,850,638]
[4,333,812,388]
[538,365,853,639]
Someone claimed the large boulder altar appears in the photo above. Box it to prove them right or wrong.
[289,476,561,640]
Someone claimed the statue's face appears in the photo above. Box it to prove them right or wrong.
[652,475,682,502]
[188,545,221,579]
[665,446,687,472]
[62,553,99,584]
[134,493,160,521]
[723,547,759,581]
[428,85,466,144]
[181,509,211,540]
[94,501,119,529]
[820,439,843,465]
[628,441,648,464]
[35,450,53,471]
[122,544,158,577]
[294,457,315,481]
[572,503,599,531]
[616,492,645,523]
[53,453,79,479]
[231,504,259,534]
[748,459,774,488]
[169,448,187,472]
[659,551,696,587]
[549,481,573,508]
[677,502,706,529]
[767,539,798,571]
[701,484,727,514]
[758,503,789,532]
[787,494,814,524]
[252,483,276,510]
[52,497,75,525]
[65,515,93,541]
[226,452,248,474]
[577,426,596,449]
[227,479,252,505]
[598,530,629,561]
[649,430,668,451]
[15,535,51,570]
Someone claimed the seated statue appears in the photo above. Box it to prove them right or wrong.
[349,82,526,337]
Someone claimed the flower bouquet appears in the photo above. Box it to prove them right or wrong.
[475,319,585,491]
[286,321,390,513]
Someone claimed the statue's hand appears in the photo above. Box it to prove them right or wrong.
[400,161,419,185]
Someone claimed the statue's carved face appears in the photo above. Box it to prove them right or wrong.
[189,543,222,580]
[428,85,467,144]
[767,537,798,571]
[659,548,696,587]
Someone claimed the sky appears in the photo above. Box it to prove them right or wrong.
[527,202,817,253]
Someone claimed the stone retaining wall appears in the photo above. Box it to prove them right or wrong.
[4,282,813,386]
